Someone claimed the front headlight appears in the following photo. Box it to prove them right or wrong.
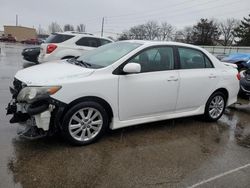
[17,86,61,102]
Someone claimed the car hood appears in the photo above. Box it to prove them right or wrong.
[15,61,95,85]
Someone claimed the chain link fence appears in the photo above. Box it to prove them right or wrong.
[199,46,250,55]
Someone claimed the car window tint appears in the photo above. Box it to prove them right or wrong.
[205,56,213,68]
[76,37,100,47]
[100,39,112,46]
[128,47,174,73]
[178,47,213,69]
[45,34,74,43]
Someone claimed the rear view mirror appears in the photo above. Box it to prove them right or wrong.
[123,63,141,74]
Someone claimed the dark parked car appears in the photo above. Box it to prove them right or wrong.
[238,69,250,98]
[0,35,16,42]
[22,47,40,63]
[21,38,42,45]
[221,53,250,71]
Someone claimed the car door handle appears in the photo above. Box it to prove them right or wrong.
[209,75,217,79]
[167,76,179,81]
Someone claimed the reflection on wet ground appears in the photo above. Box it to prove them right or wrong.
[0,44,250,188]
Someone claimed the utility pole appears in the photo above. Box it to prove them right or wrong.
[16,14,18,26]
[101,17,104,37]
[39,24,41,34]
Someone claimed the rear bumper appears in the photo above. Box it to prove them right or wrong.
[38,54,55,63]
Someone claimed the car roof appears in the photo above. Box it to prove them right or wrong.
[120,40,205,51]
[53,31,113,41]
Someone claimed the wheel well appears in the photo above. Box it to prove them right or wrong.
[62,96,113,122]
[61,56,74,60]
[213,88,229,102]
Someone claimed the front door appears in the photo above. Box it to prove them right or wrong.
[118,46,179,121]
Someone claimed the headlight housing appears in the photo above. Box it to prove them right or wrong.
[17,86,61,102]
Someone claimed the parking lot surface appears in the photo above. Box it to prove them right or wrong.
[0,44,250,188]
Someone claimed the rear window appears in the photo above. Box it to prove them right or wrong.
[45,34,74,43]
[100,39,112,45]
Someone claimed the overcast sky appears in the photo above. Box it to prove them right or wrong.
[0,0,249,37]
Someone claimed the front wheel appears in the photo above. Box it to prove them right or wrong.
[62,101,109,145]
[203,92,226,122]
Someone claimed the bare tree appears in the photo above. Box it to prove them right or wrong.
[76,24,86,32]
[158,22,175,41]
[118,21,160,40]
[118,31,130,40]
[37,26,47,35]
[174,26,193,43]
[64,24,74,31]
[218,18,239,46]
[129,24,146,40]
[48,22,62,33]
[144,21,160,40]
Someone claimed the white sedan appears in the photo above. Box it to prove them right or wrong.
[7,40,239,145]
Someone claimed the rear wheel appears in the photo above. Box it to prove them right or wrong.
[203,92,226,122]
[62,101,109,145]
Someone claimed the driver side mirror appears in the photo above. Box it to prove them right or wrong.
[123,63,141,74]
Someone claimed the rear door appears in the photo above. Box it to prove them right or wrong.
[175,47,220,112]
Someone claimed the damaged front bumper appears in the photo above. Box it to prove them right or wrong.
[6,79,66,139]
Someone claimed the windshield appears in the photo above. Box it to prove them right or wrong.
[77,41,142,68]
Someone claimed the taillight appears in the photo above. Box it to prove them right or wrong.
[46,44,57,54]
[237,72,241,80]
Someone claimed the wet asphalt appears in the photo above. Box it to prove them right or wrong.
[0,43,250,188]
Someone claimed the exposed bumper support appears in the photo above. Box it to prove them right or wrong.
[7,97,66,133]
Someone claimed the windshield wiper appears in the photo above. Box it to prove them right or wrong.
[66,58,91,68]
[77,60,92,67]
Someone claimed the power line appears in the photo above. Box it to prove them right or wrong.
[83,0,219,24]
[105,0,242,25]
[107,0,198,19]
[103,6,248,34]
[103,0,246,30]
[82,0,194,23]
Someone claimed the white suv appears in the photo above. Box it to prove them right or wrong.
[38,31,113,63]
[7,41,239,145]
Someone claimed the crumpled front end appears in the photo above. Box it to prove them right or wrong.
[6,78,65,139]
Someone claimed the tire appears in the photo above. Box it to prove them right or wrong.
[62,101,109,146]
[238,89,249,99]
[203,92,226,122]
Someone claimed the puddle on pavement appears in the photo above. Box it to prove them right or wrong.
[220,99,250,148]
[5,98,250,187]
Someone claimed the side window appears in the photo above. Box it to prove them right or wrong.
[178,47,213,69]
[205,56,213,68]
[100,39,112,46]
[45,34,74,43]
[75,37,100,47]
[128,47,174,73]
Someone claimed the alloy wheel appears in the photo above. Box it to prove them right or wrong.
[208,95,225,119]
[68,107,103,141]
